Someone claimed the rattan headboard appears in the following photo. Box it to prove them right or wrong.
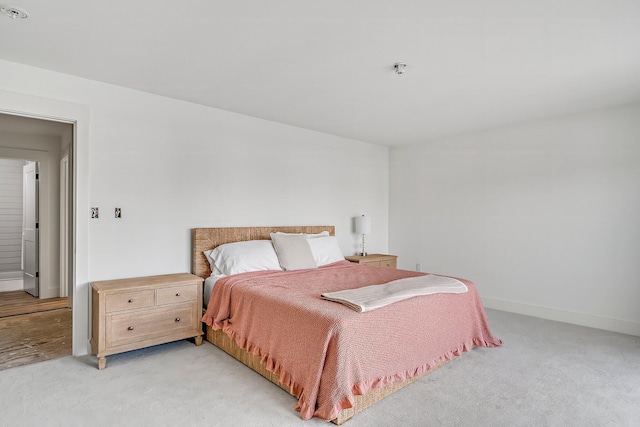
[191,226,335,279]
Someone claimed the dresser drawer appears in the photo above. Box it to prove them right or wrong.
[105,289,155,313]
[106,304,196,348]
[157,283,198,306]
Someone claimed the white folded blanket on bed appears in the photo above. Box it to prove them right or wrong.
[321,274,468,312]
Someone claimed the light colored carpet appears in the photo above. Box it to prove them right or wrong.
[1,309,638,426]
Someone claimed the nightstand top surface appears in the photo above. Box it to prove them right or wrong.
[344,254,397,261]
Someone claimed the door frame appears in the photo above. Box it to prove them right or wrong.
[60,154,70,298]
[0,89,90,356]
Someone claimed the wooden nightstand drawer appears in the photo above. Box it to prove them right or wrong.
[157,284,198,306]
[105,290,155,313]
[106,304,196,348]
[378,259,397,269]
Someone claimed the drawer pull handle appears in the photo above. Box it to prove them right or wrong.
[128,299,134,303]
[127,326,135,331]
[175,293,181,297]
[175,317,181,322]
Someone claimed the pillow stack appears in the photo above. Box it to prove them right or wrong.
[203,231,345,275]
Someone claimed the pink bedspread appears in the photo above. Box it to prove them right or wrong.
[202,261,501,421]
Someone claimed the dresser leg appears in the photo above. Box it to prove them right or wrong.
[98,357,106,370]
[194,335,203,346]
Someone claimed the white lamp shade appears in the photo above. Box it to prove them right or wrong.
[355,215,372,235]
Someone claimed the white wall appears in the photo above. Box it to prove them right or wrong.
[0,59,389,355]
[390,103,640,336]
[87,100,389,278]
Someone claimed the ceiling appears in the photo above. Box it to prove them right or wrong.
[1,1,639,146]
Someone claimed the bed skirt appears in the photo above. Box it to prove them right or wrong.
[204,324,449,424]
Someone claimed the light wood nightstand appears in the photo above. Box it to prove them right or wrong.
[344,254,398,269]
[90,273,204,369]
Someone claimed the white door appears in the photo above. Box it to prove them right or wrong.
[23,162,39,297]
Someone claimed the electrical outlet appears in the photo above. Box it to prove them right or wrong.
[91,207,99,219]
[416,263,421,272]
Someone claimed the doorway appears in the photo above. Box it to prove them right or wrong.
[0,113,74,369]
[0,159,39,297]
[0,157,69,314]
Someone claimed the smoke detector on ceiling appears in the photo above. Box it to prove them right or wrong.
[394,62,407,75]
[1,4,30,19]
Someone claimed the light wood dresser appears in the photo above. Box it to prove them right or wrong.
[345,254,398,269]
[90,273,204,369]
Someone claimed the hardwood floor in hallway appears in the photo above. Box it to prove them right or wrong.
[0,308,72,371]
[0,290,69,318]
[0,291,72,371]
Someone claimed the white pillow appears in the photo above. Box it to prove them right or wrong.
[307,235,344,266]
[272,231,330,238]
[203,249,216,274]
[270,233,317,271]
[306,231,330,238]
[209,240,282,276]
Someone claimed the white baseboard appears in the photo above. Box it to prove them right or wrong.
[0,278,23,292]
[482,297,640,337]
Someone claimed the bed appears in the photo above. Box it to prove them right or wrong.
[192,226,501,424]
